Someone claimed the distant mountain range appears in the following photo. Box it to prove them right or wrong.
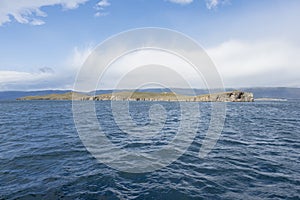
[0,87,299,100]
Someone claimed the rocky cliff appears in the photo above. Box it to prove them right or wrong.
[194,91,254,102]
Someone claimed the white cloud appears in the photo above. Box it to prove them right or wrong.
[205,0,228,9]
[167,0,194,5]
[59,39,300,90]
[94,11,109,17]
[207,39,300,87]
[0,0,224,26]
[94,0,110,17]
[30,19,45,26]
[0,70,48,82]
[1,38,300,90]
[0,45,95,90]
[167,0,228,9]
[97,0,110,7]
[0,0,89,26]
[0,70,54,90]
[98,49,206,89]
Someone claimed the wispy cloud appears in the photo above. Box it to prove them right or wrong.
[94,0,111,17]
[94,12,109,17]
[0,0,226,26]
[96,0,110,7]
[0,0,112,26]
[167,0,228,9]
[205,0,230,9]
[0,0,89,26]
[205,0,219,9]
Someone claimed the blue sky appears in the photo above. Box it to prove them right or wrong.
[0,0,300,90]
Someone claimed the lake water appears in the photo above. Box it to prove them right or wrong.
[0,100,299,199]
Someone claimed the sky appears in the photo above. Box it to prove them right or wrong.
[0,0,300,91]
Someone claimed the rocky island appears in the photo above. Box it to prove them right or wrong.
[17,90,254,102]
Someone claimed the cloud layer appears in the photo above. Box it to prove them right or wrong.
[207,39,300,87]
[98,39,300,89]
[0,45,93,90]
[0,70,54,90]
[2,38,299,90]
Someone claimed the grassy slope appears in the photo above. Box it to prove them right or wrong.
[17,92,88,100]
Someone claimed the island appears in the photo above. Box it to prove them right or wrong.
[17,90,254,102]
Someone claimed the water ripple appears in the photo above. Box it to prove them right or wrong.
[0,101,299,199]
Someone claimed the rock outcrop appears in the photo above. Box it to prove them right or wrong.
[194,90,254,102]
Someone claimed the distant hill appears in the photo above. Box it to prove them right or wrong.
[16,92,88,101]
[0,87,299,100]
[0,90,71,100]
[241,87,300,99]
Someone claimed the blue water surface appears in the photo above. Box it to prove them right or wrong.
[0,100,299,199]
